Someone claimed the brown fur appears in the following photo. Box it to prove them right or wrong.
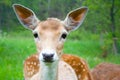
[24,54,39,79]
[91,63,120,80]
[61,54,93,80]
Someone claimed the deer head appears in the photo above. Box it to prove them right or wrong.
[13,4,88,63]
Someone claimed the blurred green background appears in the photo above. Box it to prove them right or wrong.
[0,0,120,80]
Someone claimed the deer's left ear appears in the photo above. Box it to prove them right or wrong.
[63,7,88,31]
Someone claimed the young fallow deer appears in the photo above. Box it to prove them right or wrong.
[91,63,120,80]
[13,4,93,80]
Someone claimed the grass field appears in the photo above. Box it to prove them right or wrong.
[0,32,120,80]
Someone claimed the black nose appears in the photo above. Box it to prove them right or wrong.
[42,53,54,62]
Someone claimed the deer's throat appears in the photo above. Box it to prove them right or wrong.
[40,61,58,80]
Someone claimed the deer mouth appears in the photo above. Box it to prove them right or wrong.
[42,56,54,63]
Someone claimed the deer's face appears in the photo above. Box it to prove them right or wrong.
[13,4,88,63]
[33,18,67,62]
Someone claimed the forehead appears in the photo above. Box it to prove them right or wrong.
[36,18,65,33]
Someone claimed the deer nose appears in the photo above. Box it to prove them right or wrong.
[42,53,54,62]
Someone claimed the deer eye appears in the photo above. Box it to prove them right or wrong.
[33,33,38,38]
[61,33,67,39]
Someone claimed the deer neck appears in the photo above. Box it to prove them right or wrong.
[40,61,59,80]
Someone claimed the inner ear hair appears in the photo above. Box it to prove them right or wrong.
[13,4,33,19]
[69,7,88,22]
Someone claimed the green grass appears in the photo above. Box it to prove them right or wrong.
[0,32,120,80]
[0,37,35,80]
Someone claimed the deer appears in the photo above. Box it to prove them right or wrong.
[91,63,120,80]
[13,4,93,80]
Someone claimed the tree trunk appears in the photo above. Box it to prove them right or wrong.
[110,0,118,54]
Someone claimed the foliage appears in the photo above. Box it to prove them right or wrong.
[0,0,119,32]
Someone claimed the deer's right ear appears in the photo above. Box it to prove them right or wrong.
[12,4,39,30]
